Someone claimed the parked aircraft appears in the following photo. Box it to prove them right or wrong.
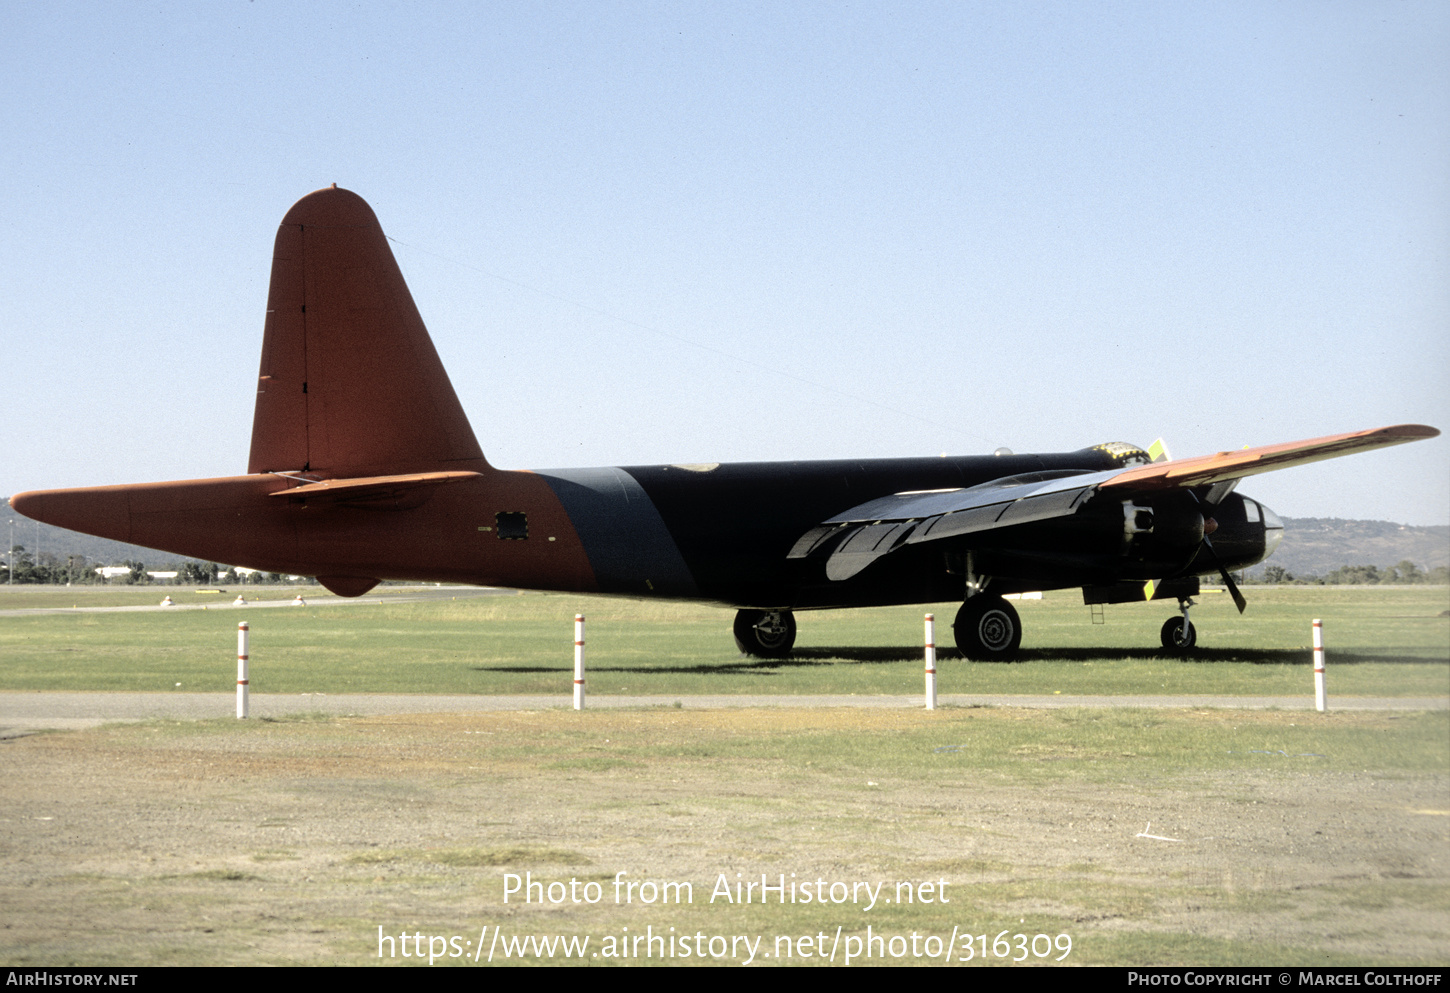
[10,188,1439,660]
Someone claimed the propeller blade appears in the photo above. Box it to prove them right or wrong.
[1186,489,1247,612]
[1204,536,1248,613]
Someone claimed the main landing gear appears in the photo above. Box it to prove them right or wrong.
[733,609,797,658]
[953,594,1022,661]
[732,593,1196,661]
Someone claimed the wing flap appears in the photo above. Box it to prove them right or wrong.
[824,521,920,581]
[804,469,1116,580]
[907,475,1105,543]
[787,523,848,559]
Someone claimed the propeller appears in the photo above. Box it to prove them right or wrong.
[1191,488,1247,613]
[1201,520,1248,613]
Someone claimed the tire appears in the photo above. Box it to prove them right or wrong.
[953,596,1022,661]
[1160,617,1197,652]
[733,609,797,658]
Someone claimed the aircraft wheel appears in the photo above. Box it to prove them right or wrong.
[1160,617,1197,652]
[733,609,797,658]
[953,596,1022,661]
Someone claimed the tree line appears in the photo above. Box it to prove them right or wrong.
[1257,560,1449,585]
[2,546,315,586]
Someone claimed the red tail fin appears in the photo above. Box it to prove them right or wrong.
[248,186,488,477]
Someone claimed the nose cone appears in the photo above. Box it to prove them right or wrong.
[1194,491,1283,573]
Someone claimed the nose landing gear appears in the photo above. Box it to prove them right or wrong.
[1160,598,1197,652]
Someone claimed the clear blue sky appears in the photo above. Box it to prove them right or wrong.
[3,2,1446,524]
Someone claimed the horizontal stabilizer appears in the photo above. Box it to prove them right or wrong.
[268,470,482,509]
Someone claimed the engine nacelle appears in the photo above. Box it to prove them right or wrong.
[1119,490,1205,575]
[1187,490,1284,574]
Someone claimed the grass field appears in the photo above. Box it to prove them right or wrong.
[0,584,1445,697]
[2,584,1447,967]
[3,706,1446,966]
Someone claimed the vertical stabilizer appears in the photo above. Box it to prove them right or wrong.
[248,186,488,476]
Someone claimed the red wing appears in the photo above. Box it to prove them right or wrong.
[1099,424,1439,493]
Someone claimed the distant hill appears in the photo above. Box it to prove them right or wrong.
[6,500,1447,579]
[1257,517,1448,579]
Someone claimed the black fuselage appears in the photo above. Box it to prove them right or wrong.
[536,446,1277,610]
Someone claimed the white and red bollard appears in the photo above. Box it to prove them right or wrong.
[1313,618,1326,712]
[573,614,586,710]
[237,621,250,719]
[924,613,937,710]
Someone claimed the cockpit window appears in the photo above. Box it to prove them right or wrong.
[1092,442,1152,467]
[1244,500,1260,523]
